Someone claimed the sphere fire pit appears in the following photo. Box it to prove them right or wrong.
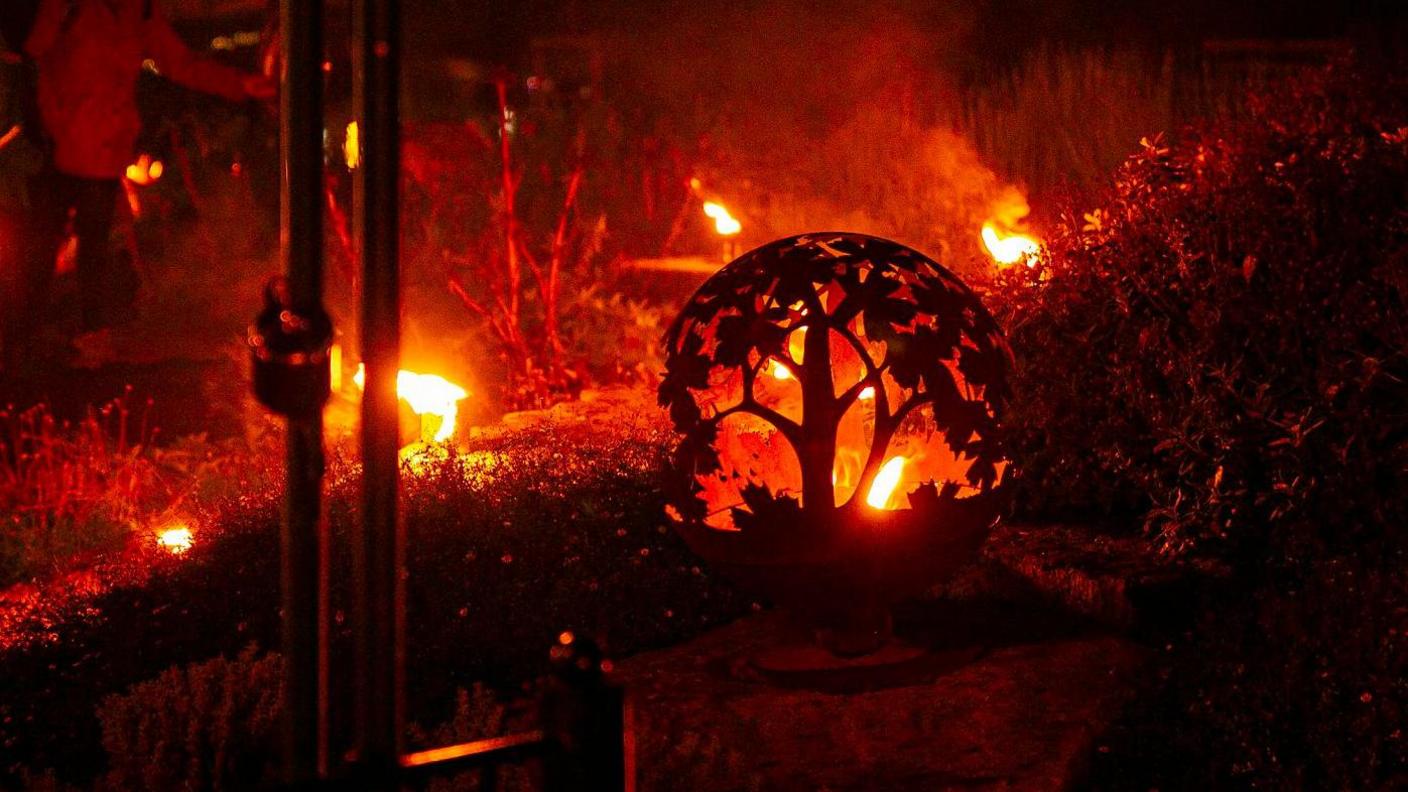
[659,233,1011,667]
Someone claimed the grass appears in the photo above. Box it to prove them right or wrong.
[955,46,1304,208]
[0,397,159,587]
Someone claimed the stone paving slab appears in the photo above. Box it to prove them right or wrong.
[619,609,1145,792]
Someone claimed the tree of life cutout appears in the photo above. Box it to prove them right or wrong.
[660,233,1010,543]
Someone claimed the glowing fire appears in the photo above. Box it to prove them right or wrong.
[344,121,360,170]
[156,524,193,555]
[125,154,164,186]
[865,456,908,509]
[981,223,1040,267]
[702,201,741,236]
[353,364,469,443]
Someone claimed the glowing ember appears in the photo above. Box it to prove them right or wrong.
[0,124,20,152]
[344,121,360,169]
[981,223,1040,267]
[866,456,908,510]
[125,154,164,186]
[353,365,469,443]
[702,201,741,236]
[156,525,193,555]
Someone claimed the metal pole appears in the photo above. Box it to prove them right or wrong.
[279,0,327,784]
[354,0,402,781]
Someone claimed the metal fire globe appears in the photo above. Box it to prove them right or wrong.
[659,233,1011,657]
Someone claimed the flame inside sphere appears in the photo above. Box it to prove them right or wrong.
[866,457,908,510]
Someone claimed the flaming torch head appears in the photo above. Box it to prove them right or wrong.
[981,223,1040,267]
[702,201,742,236]
[353,365,469,443]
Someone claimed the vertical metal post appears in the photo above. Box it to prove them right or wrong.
[279,0,327,784]
[354,0,403,781]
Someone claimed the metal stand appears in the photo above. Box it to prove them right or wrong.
[256,5,629,788]
[352,0,404,782]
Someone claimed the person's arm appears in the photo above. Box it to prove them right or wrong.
[142,2,270,102]
[23,0,73,58]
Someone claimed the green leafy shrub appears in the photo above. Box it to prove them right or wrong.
[96,645,282,791]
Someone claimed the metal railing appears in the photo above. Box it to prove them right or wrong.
[252,1,628,788]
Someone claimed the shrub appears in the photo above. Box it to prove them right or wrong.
[988,61,1408,787]
[96,645,282,791]
[97,652,528,791]
[993,62,1408,557]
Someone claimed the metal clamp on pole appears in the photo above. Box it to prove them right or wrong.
[249,277,334,418]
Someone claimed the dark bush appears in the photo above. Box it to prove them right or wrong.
[96,645,282,791]
[0,391,746,787]
[989,62,1408,787]
[994,63,1408,557]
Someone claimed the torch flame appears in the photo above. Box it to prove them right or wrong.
[125,154,163,186]
[866,456,908,510]
[981,223,1040,267]
[156,524,194,555]
[702,201,741,236]
[353,365,469,443]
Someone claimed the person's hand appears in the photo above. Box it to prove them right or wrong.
[241,74,276,101]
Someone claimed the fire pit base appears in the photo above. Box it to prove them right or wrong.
[738,641,986,693]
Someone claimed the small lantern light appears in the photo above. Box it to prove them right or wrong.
[660,233,1011,662]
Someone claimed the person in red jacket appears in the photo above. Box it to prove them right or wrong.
[5,0,273,369]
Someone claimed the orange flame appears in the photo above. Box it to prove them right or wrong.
[156,524,193,555]
[354,365,469,442]
[981,223,1039,267]
[702,201,741,236]
[344,121,360,170]
[866,456,908,509]
[125,154,164,186]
